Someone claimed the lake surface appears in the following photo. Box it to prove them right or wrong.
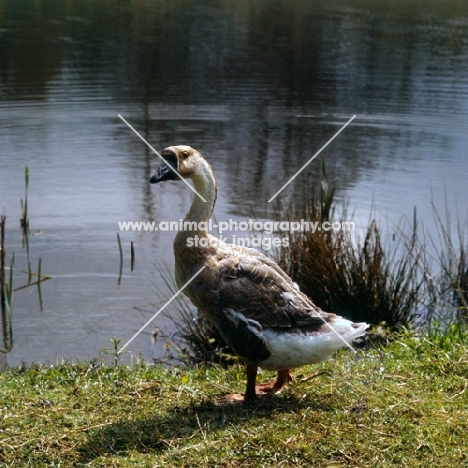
[1,0,467,366]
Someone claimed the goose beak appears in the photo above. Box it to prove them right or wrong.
[149,163,174,183]
[150,149,179,184]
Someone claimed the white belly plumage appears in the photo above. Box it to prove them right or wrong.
[259,319,368,371]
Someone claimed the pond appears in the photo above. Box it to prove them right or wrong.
[1,0,467,366]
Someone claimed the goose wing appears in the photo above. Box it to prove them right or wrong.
[215,246,333,330]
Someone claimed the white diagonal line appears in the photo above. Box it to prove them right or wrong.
[120,266,206,353]
[316,313,360,354]
[268,115,356,202]
[118,114,207,203]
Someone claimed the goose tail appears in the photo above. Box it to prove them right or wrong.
[329,317,369,343]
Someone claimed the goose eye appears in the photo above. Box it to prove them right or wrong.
[182,151,189,159]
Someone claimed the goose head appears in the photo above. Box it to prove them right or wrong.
[150,145,203,184]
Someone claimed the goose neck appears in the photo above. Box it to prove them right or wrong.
[184,161,217,231]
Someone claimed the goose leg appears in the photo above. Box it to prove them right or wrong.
[247,366,292,400]
[244,364,259,401]
[217,364,257,404]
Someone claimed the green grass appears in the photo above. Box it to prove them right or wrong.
[1,329,467,467]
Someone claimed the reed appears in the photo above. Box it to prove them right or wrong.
[1,216,14,356]
[20,165,29,232]
[0,216,5,313]
[0,168,51,368]
[412,200,468,328]
[20,166,31,280]
[319,154,335,222]
[117,233,123,285]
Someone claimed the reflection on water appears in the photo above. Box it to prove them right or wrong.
[0,0,467,365]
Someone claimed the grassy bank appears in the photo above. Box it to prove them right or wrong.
[1,328,467,467]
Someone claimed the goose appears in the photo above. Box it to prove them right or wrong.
[150,145,368,403]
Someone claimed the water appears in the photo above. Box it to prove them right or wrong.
[1,0,467,366]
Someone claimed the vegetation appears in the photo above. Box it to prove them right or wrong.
[276,165,467,331]
[1,217,15,365]
[101,337,127,368]
[0,326,467,467]
[1,167,51,369]
[277,199,422,328]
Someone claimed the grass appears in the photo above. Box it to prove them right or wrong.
[1,328,467,467]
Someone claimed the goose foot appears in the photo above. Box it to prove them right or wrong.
[217,393,246,405]
[255,369,293,395]
[245,366,292,401]
[218,366,293,404]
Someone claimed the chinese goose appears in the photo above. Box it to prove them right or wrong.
[150,145,368,403]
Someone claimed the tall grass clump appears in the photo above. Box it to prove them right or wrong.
[276,195,467,332]
[275,197,422,329]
